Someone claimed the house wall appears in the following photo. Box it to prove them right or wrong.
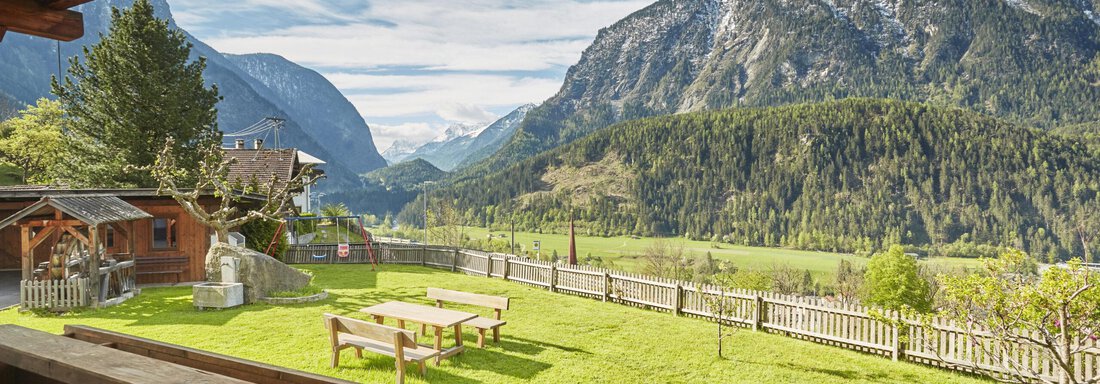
[0,197,220,284]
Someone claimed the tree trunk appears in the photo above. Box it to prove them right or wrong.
[1060,310,1072,384]
[214,227,230,244]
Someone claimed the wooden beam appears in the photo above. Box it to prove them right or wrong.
[108,222,129,242]
[38,0,94,10]
[23,219,85,228]
[0,0,84,42]
[62,226,90,247]
[27,226,57,250]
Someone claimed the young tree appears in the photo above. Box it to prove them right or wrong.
[320,203,352,218]
[835,259,865,304]
[143,138,319,242]
[426,199,465,248]
[52,0,220,187]
[642,240,693,280]
[0,99,68,183]
[864,245,932,312]
[930,250,1100,384]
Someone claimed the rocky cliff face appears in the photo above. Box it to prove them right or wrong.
[483,0,1100,169]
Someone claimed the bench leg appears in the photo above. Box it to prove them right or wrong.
[355,347,363,359]
[418,360,427,376]
[330,348,340,368]
[395,359,405,384]
[493,326,500,343]
[477,328,486,348]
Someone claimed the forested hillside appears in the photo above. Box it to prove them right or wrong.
[405,99,1100,261]
[328,159,447,218]
[466,0,1100,177]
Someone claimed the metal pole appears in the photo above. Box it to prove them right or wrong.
[510,217,515,255]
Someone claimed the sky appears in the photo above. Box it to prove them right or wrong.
[167,0,653,151]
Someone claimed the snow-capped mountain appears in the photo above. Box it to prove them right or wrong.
[382,140,420,165]
[388,104,533,171]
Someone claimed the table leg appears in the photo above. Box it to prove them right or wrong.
[373,315,384,324]
[397,320,405,329]
[433,326,443,366]
[453,324,463,347]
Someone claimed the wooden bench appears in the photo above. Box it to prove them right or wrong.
[424,288,510,348]
[323,313,439,384]
[134,256,188,283]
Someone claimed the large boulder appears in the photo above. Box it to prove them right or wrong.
[205,243,311,304]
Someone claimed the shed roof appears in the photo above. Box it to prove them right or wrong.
[0,195,153,229]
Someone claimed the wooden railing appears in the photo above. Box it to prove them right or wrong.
[286,242,1099,381]
[20,278,89,311]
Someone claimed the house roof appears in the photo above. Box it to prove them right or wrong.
[224,148,298,189]
[0,188,267,203]
[0,195,152,229]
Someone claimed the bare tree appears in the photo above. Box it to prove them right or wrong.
[141,138,320,242]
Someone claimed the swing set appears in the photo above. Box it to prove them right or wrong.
[264,215,378,270]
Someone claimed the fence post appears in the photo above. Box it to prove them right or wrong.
[451,249,459,272]
[891,311,903,362]
[602,272,610,302]
[752,294,763,331]
[485,255,493,277]
[502,257,510,281]
[673,285,682,316]
[421,246,427,267]
[549,265,557,293]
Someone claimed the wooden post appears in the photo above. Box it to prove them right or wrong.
[751,295,763,331]
[421,246,427,266]
[451,249,458,272]
[485,255,493,277]
[502,257,510,281]
[674,285,682,316]
[602,272,610,302]
[20,225,31,281]
[88,225,100,308]
[549,265,556,293]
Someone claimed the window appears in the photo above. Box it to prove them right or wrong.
[152,217,177,250]
[105,226,115,248]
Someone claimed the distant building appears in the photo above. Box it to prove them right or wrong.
[224,139,326,213]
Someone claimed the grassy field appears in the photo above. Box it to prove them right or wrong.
[0,265,987,383]
[412,226,983,278]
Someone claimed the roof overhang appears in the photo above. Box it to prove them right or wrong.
[0,195,153,230]
[0,0,94,43]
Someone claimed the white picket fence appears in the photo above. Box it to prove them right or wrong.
[20,278,89,310]
[287,242,1100,382]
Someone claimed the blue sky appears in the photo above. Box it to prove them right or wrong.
[167,0,653,151]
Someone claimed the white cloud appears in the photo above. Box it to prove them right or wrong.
[168,0,653,150]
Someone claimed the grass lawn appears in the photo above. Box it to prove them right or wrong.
[440,227,982,279]
[0,265,987,383]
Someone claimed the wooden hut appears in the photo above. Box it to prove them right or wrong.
[0,194,151,309]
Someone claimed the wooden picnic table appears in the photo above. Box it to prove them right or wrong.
[0,324,251,383]
[360,301,477,365]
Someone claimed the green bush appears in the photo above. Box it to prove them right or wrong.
[241,219,288,260]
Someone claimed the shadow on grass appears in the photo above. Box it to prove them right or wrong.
[498,336,591,356]
[332,351,483,384]
[446,349,554,380]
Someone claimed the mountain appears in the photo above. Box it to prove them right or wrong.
[476,0,1100,173]
[363,159,448,191]
[0,0,382,189]
[405,121,490,171]
[224,53,386,174]
[391,104,533,171]
[456,104,535,168]
[405,99,1100,260]
[382,140,419,165]
[328,158,447,218]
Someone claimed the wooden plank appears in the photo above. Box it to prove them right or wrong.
[0,26,6,43]
[427,287,508,309]
[39,0,95,10]
[22,219,85,228]
[0,325,252,383]
[27,226,57,250]
[360,301,477,328]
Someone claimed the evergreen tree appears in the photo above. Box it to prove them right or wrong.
[52,0,220,187]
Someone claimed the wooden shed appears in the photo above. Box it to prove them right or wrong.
[0,188,257,285]
[0,194,151,309]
